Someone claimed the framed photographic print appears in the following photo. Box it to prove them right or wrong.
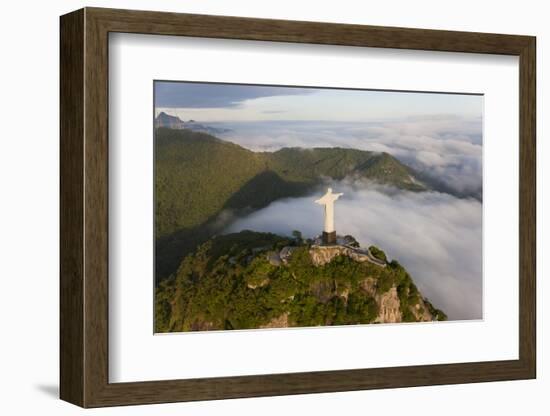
[60,7,536,408]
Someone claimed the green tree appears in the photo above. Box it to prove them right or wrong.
[369,245,387,262]
[292,230,303,244]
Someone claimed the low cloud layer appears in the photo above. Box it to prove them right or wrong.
[216,116,482,197]
[225,180,482,321]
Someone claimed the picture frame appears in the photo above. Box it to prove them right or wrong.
[60,7,536,408]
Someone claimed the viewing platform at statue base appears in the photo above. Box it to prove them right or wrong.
[309,236,387,268]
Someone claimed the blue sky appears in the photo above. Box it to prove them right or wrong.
[154,81,483,122]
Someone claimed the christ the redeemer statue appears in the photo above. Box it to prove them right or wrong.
[315,187,343,245]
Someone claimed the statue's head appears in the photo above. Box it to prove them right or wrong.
[328,187,333,193]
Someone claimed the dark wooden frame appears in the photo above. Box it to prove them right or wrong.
[60,7,536,408]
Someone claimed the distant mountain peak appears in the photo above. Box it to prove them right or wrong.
[154,113,231,135]
[155,112,185,129]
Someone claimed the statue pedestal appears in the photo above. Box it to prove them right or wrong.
[322,231,337,245]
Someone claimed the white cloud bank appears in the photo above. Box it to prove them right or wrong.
[216,115,482,197]
[226,181,482,321]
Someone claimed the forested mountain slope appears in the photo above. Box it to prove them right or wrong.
[155,231,447,332]
[155,128,428,280]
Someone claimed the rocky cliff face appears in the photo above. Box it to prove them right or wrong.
[310,245,435,324]
[361,277,434,323]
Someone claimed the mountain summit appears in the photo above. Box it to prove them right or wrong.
[155,112,186,129]
[155,231,446,332]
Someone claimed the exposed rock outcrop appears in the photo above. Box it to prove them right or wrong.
[361,277,434,323]
[247,277,270,289]
[375,286,403,323]
[260,313,289,329]
[411,297,435,321]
